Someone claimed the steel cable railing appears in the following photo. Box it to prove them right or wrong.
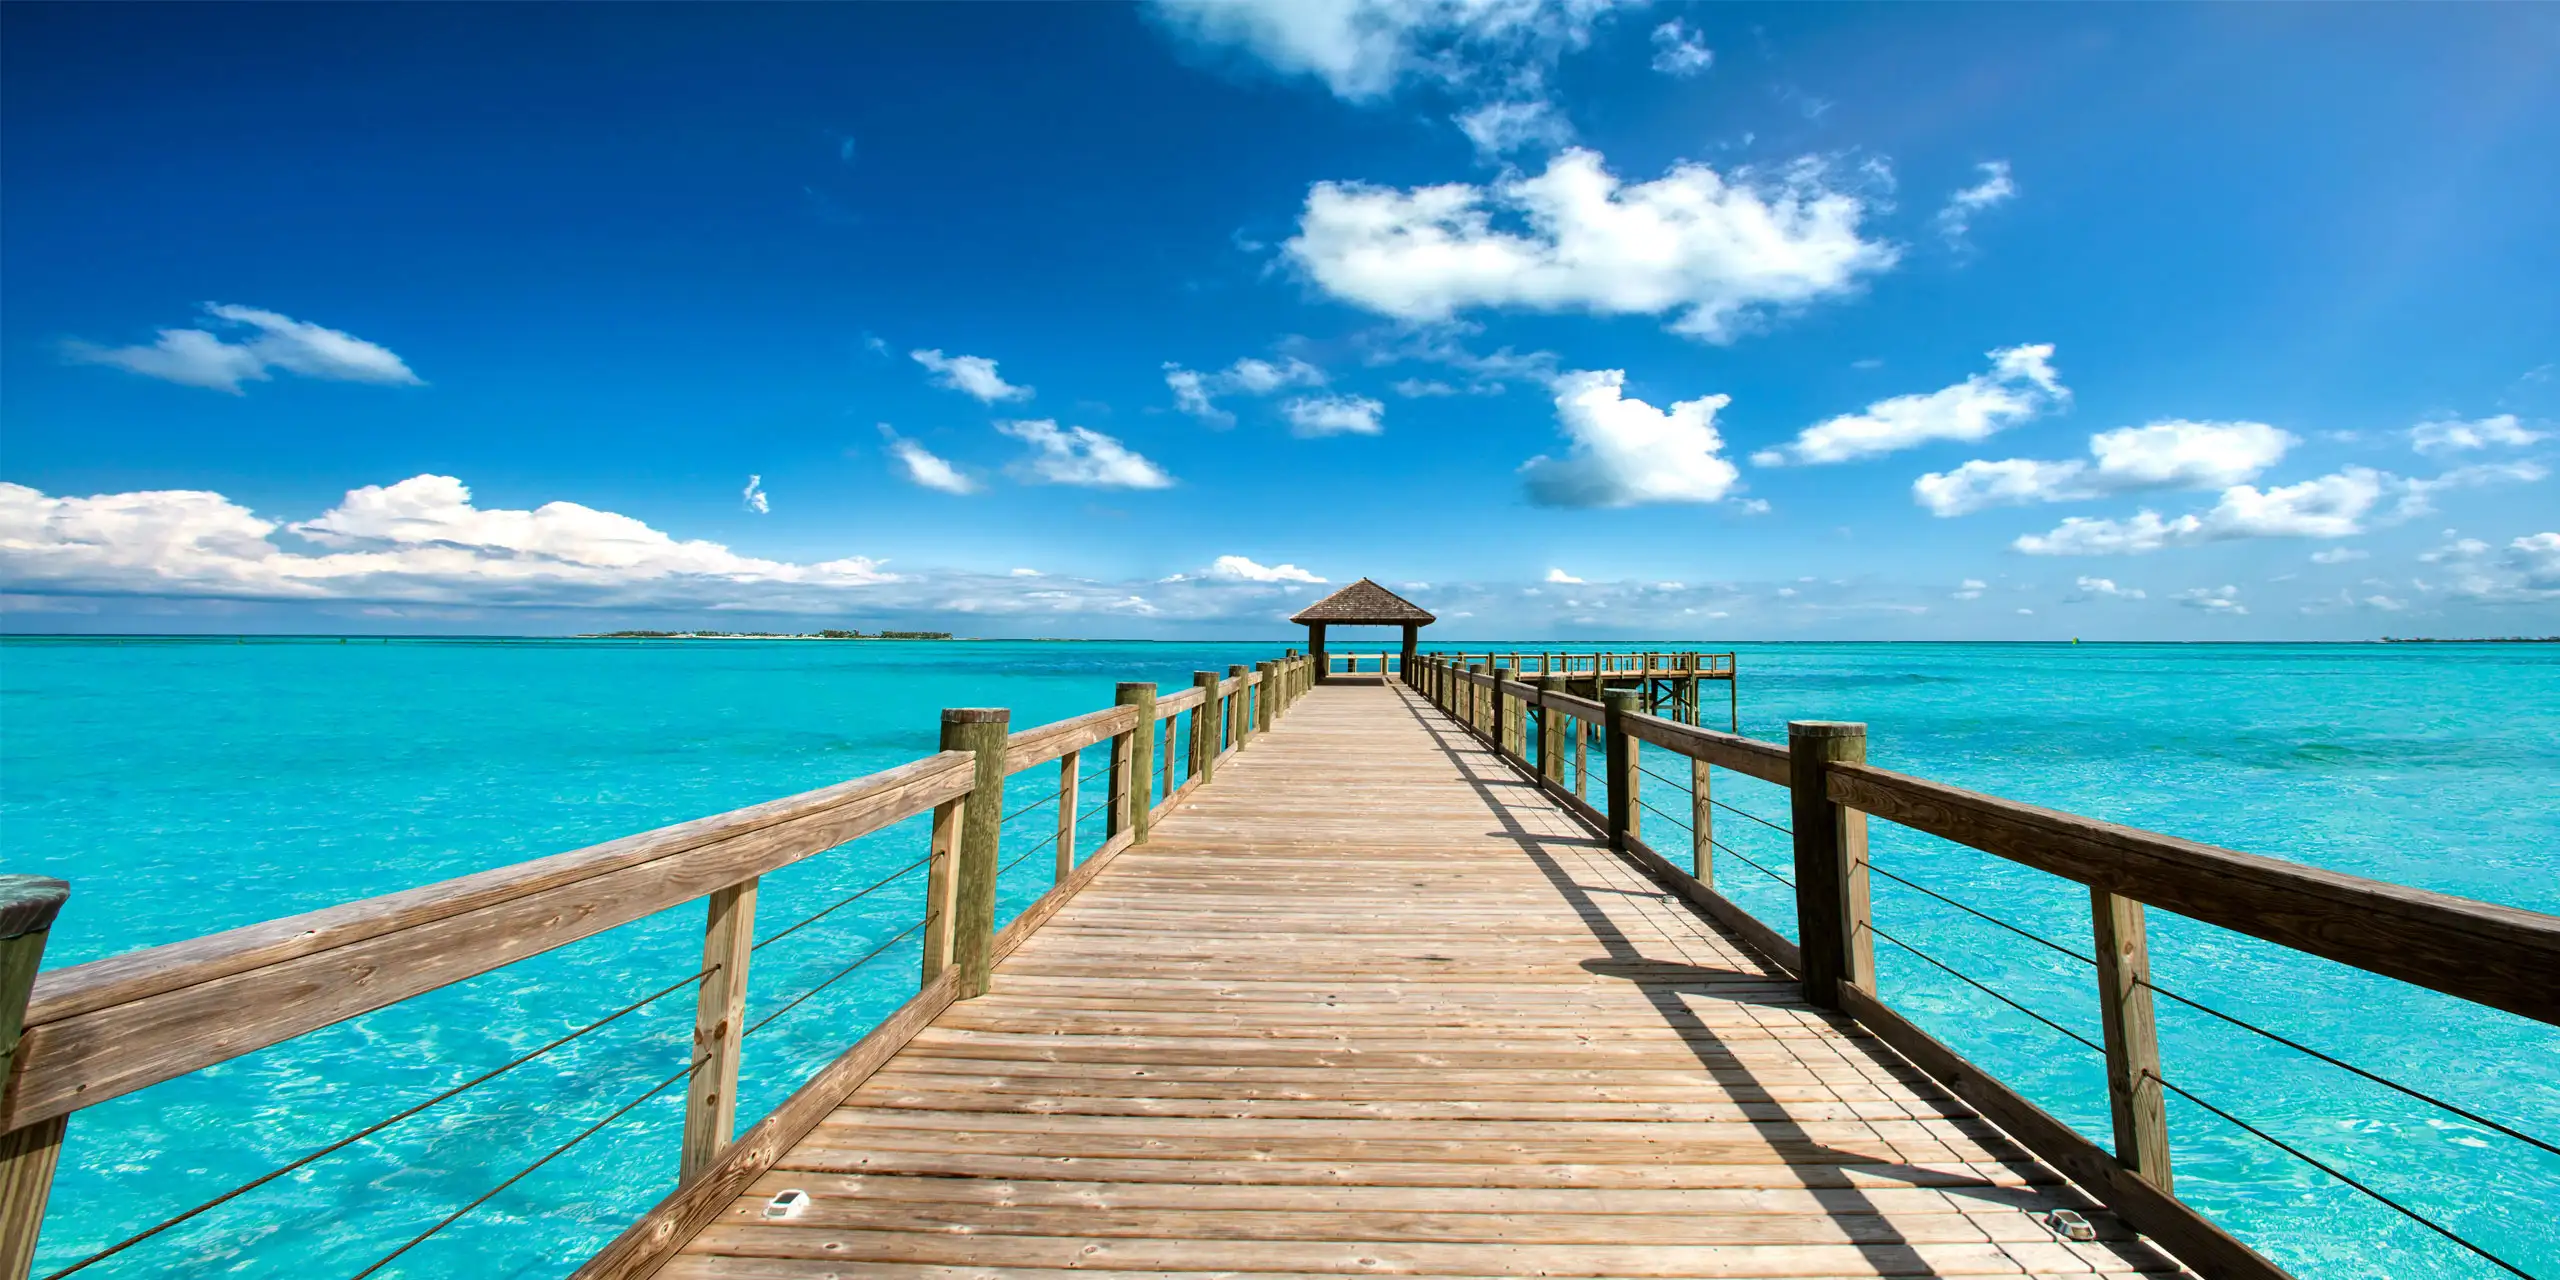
[1862,917,2536,1280]
[351,915,928,1279]
[38,835,940,1280]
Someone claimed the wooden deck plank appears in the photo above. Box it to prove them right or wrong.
[674,683,2183,1279]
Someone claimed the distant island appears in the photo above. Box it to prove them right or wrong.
[580,629,956,640]
[2377,636,2559,643]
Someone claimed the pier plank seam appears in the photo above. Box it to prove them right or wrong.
[656,682,2189,1280]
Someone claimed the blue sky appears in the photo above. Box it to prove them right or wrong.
[4,2,2555,638]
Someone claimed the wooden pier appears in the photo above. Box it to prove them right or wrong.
[3,643,2556,1280]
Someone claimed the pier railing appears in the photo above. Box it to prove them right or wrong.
[1409,652,2560,1280]
[0,655,1315,1280]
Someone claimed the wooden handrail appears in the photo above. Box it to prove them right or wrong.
[1826,761,2560,1027]
[1,751,976,1132]
[1155,685,1207,714]
[1005,704,1141,772]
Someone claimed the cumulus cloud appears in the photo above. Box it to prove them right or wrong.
[2396,460,2548,518]
[2014,467,2391,555]
[1650,20,1711,75]
[1288,148,1896,343]
[1520,369,1743,507]
[1208,555,1326,583]
[1146,0,1627,103]
[1935,161,2016,244]
[2174,585,2246,615]
[742,476,770,514]
[0,475,895,609]
[1165,356,1329,425]
[1282,393,1386,437]
[878,425,980,495]
[1951,578,1986,600]
[2310,547,2369,564]
[1392,378,1460,397]
[2067,576,2145,601]
[997,420,1175,489]
[1545,568,1584,584]
[1914,420,2294,516]
[65,303,422,394]
[1757,344,2064,466]
[911,349,1032,403]
[2408,530,2560,604]
[2409,413,2542,456]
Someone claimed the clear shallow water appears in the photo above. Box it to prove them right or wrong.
[1,637,2554,1278]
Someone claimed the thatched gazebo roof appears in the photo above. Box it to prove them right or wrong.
[1289,579,1436,626]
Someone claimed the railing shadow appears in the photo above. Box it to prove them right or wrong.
[1383,683,2164,1271]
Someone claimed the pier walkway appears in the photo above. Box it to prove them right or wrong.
[663,683,2179,1278]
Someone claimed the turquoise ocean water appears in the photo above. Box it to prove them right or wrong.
[1,637,2554,1278]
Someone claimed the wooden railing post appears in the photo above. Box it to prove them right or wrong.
[1603,691,1639,850]
[681,877,756,1184]
[1535,685,1560,783]
[1191,671,1218,786]
[1055,749,1081,879]
[1691,759,1714,885]
[1788,721,1874,1011]
[1256,662,1277,734]
[1490,666,1507,755]
[1,876,70,1280]
[1228,665,1249,750]
[2093,889,2173,1189]
[1112,682,1155,845]
[942,707,1010,999]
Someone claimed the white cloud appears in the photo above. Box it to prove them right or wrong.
[997,420,1175,489]
[1545,568,1584,584]
[1520,369,1742,507]
[1147,0,1627,102]
[1649,20,1711,75]
[1456,98,1574,157]
[1009,567,1042,577]
[2174,585,2247,615]
[1282,393,1386,437]
[2409,413,2542,456]
[742,476,770,514]
[2412,530,2560,603]
[2396,459,2547,518]
[878,426,980,495]
[1914,420,2294,516]
[1209,555,1326,583]
[65,303,422,394]
[1952,578,1986,600]
[0,475,895,608]
[2015,467,2389,555]
[1758,344,2063,466]
[1165,356,1327,425]
[911,349,1032,403]
[1935,161,2016,243]
[2068,576,2145,601]
[1288,147,1896,343]
[2310,547,2369,565]
[1392,377,1459,397]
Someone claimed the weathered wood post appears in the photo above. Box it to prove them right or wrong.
[1055,749,1081,879]
[922,780,963,984]
[1308,622,1328,682]
[943,707,1010,999]
[1227,665,1249,751]
[1788,721,1873,1011]
[1537,683,1563,784]
[1490,664,1508,755]
[2093,889,2172,1188]
[1111,682,1155,846]
[681,876,756,1184]
[1466,661,1485,732]
[0,876,70,1280]
[1573,714,1590,802]
[1256,662,1277,734]
[1691,759,1714,885]
[1603,691,1640,849]
[1192,671,1219,786]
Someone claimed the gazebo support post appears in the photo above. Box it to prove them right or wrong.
[1307,622,1328,683]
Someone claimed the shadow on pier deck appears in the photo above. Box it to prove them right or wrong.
[661,682,2180,1278]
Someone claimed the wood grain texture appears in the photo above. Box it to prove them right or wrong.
[5,757,974,1132]
[656,682,2198,1280]
[2092,890,2170,1189]
[1826,762,2560,1026]
[24,753,971,1028]
[1622,712,1792,785]
[1005,706,1140,773]
[681,879,758,1184]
